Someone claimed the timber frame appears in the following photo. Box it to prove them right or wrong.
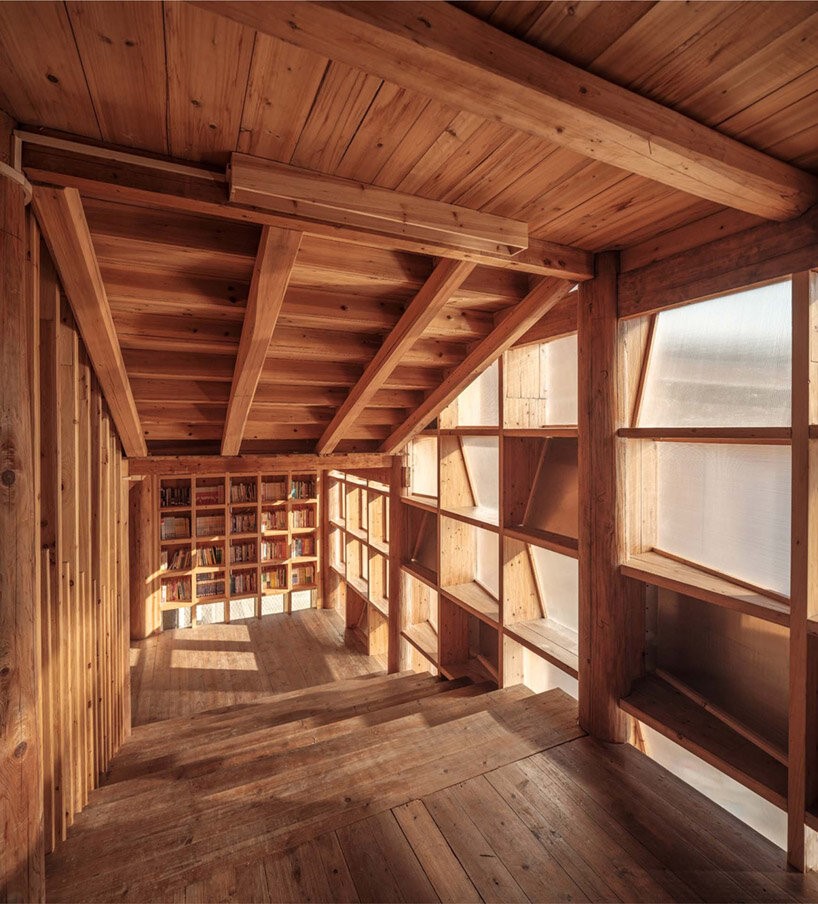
[3,3,818,898]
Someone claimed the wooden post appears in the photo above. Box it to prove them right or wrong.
[0,158,45,898]
[129,476,158,640]
[577,251,643,743]
[388,456,403,674]
[788,269,818,871]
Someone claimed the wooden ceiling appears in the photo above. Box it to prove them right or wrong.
[1,1,816,455]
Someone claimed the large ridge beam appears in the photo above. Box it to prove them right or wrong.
[198,0,818,221]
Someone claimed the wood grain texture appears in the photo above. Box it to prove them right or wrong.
[221,227,302,455]
[32,187,147,457]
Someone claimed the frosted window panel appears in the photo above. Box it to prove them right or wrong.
[230,598,255,621]
[261,594,285,616]
[475,526,500,600]
[544,334,578,425]
[530,547,578,632]
[452,360,499,426]
[461,436,499,518]
[291,590,312,611]
[656,443,791,595]
[639,280,791,427]
[409,436,438,498]
[520,647,578,699]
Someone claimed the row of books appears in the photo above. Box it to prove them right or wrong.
[160,485,190,508]
[292,564,315,587]
[261,510,287,532]
[231,513,257,534]
[161,578,191,603]
[196,575,225,598]
[230,572,257,595]
[195,515,223,537]
[160,547,191,571]
[230,542,256,564]
[197,545,223,567]
[292,508,315,529]
[161,516,190,540]
[196,485,224,506]
[262,566,288,591]
[291,479,316,500]
[292,536,315,557]
[230,481,257,504]
[261,538,288,561]
[262,478,287,502]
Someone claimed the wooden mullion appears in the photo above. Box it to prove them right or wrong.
[629,314,656,428]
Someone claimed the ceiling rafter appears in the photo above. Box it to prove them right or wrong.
[317,257,476,455]
[382,278,574,453]
[221,226,303,456]
[32,185,147,457]
[198,0,818,221]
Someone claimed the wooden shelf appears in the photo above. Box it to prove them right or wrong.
[440,505,500,530]
[402,622,438,664]
[441,656,497,685]
[160,537,191,546]
[504,618,579,678]
[618,427,791,443]
[503,525,578,558]
[347,574,369,598]
[402,494,438,514]
[160,600,192,611]
[195,594,226,604]
[620,674,787,810]
[346,524,368,542]
[621,551,789,627]
[441,581,499,626]
[160,506,191,514]
[369,536,389,556]
[369,595,389,618]
[504,426,578,438]
[401,560,438,590]
[291,526,317,535]
[329,516,346,529]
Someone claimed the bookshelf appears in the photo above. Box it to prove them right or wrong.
[157,470,321,627]
[326,471,391,660]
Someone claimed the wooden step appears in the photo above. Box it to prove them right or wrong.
[47,688,582,902]
[104,677,489,789]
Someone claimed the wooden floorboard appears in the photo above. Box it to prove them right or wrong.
[48,612,818,904]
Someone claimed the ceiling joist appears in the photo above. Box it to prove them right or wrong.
[221,226,303,456]
[317,257,476,455]
[229,153,528,257]
[383,277,574,453]
[32,185,147,457]
[18,131,593,281]
[199,1,818,221]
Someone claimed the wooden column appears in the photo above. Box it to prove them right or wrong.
[388,456,403,674]
[129,476,158,641]
[788,269,818,871]
[577,251,643,743]
[0,161,45,898]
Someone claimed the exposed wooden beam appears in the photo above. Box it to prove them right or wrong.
[32,186,147,457]
[318,258,475,455]
[221,226,302,456]
[619,204,818,318]
[513,293,577,347]
[19,131,593,281]
[230,153,527,256]
[199,1,818,221]
[382,278,572,453]
[129,452,396,476]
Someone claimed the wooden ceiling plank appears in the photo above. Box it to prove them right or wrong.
[32,186,147,457]
[199,0,818,220]
[382,276,573,452]
[221,226,303,456]
[21,135,591,279]
[229,152,529,256]
[65,1,168,154]
[317,258,475,454]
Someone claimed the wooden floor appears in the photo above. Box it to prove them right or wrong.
[48,639,818,903]
[130,608,383,725]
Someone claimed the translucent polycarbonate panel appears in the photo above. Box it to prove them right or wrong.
[461,436,499,517]
[452,360,499,426]
[656,443,791,595]
[475,525,500,599]
[291,590,313,611]
[162,606,192,630]
[196,602,224,625]
[229,598,255,621]
[639,280,791,427]
[544,334,578,425]
[409,436,438,499]
[641,724,785,849]
[261,594,285,616]
[517,645,578,699]
[529,547,578,632]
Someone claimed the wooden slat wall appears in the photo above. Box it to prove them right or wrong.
[37,232,130,857]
